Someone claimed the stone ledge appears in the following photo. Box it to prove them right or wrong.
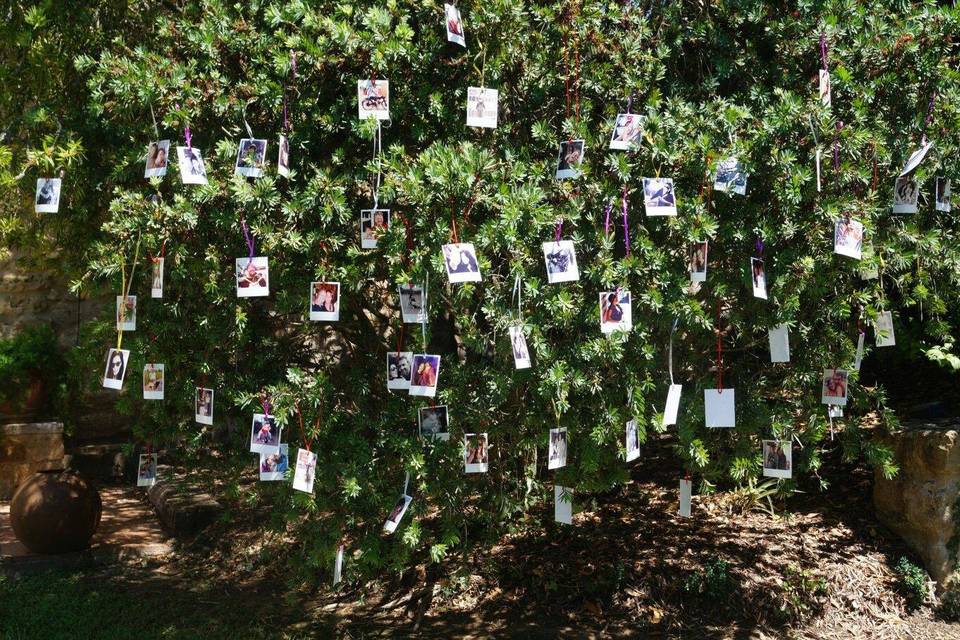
[0,422,64,437]
[147,467,222,538]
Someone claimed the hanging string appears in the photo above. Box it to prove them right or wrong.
[371,121,383,210]
[819,32,829,71]
[421,271,429,349]
[149,103,160,140]
[554,218,563,242]
[241,218,255,268]
[403,471,410,496]
[621,185,631,257]
[715,299,724,393]
[147,238,167,267]
[920,91,937,146]
[603,199,614,237]
[283,50,297,134]
[259,390,272,417]
[512,275,523,321]
[294,400,316,452]
[755,238,764,258]
[668,316,678,385]
[116,233,143,350]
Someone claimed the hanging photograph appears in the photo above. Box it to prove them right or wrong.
[555,139,585,180]
[151,257,164,298]
[309,281,340,322]
[689,241,708,283]
[899,140,933,177]
[277,134,290,178]
[704,388,735,428]
[292,447,318,494]
[357,79,390,121]
[444,3,465,47]
[260,444,289,481]
[599,290,632,334]
[176,146,207,185]
[935,177,951,212]
[116,295,137,331]
[625,419,640,462]
[892,176,919,214]
[419,405,450,441]
[34,177,62,213]
[464,433,489,473]
[750,258,767,300]
[383,494,413,534]
[834,218,863,260]
[642,177,677,216]
[195,387,214,425]
[762,440,792,479]
[235,257,269,297]
[144,140,170,178]
[609,113,643,150]
[768,324,790,363]
[542,240,579,284]
[386,351,414,391]
[102,348,130,390]
[663,383,682,427]
[143,363,164,400]
[555,486,573,524]
[818,70,831,107]
[679,478,692,517]
[508,325,531,370]
[234,138,268,178]
[821,368,849,406]
[409,354,441,397]
[137,454,158,488]
[249,413,282,455]
[713,157,748,195]
[466,87,497,128]
[548,427,567,470]
[875,310,896,347]
[360,208,390,249]
[442,242,482,283]
[398,284,426,323]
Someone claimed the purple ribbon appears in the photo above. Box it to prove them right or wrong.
[819,33,828,71]
[755,238,764,256]
[176,103,192,149]
[621,188,630,257]
[241,219,255,264]
[555,219,563,242]
[626,95,632,114]
[604,200,613,236]
[921,91,937,145]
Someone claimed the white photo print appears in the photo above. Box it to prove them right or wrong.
[143,363,165,400]
[442,242,482,283]
[292,447,318,494]
[542,241,579,284]
[609,113,643,150]
[398,284,427,323]
[642,177,677,216]
[409,354,441,397]
[892,176,919,214]
[444,3,465,47]
[249,413,282,455]
[116,295,137,331]
[236,257,270,297]
[386,351,414,391]
[821,368,849,406]
[600,290,632,333]
[358,79,389,121]
[260,443,289,481]
[508,325,531,369]
[419,405,450,441]
[935,177,951,212]
[834,218,863,260]
[360,209,390,249]
[762,440,792,479]
[102,348,130,390]
[464,432,489,473]
[310,281,340,322]
[137,453,158,487]
[466,87,497,128]
[195,387,214,425]
[713,157,747,195]
[176,146,208,184]
[768,324,790,363]
[234,138,268,178]
[35,178,62,213]
[151,257,164,298]
[689,241,708,283]
[750,258,767,300]
[555,139,585,180]
[277,134,290,178]
[548,427,567,470]
[818,70,831,107]
[144,140,170,179]
[625,419,640,462]
[384,494,413,534]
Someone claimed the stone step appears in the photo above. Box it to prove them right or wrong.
[64,443,137,483]
[147,466,222,537]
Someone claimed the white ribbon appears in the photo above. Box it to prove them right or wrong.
[372,120,383,210]
[421,271,429,348]
[512,275,523,321]
[403,471,410,496]
[668,317,678,385]
[149,103,160,139]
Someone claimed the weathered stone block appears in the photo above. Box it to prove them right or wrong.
[0,422,65,500]
[147,468,222,537]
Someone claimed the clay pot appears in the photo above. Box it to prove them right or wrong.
[10,469,102,554]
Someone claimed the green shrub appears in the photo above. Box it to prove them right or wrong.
[776,565,827,623]
[683,556,735,599]
[894,557,929,610]
[0,324,64,411]
[938,583,960,622]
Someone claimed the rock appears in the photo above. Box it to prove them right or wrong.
[147,467,222,537]
[873,419,960,588]
[10,469,102,554]
[0,422,65,499]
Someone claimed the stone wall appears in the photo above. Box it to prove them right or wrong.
[0,422,65,499]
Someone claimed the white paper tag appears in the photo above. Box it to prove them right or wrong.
[663,384,682,427]
[853,332,865,370]
[554,485,573,524]
[875,311,896,347]
[679,479,692,517]
[625,419,640,462]
[768,324,790,363]
[333,544,344,585]
[704,389,735,428]
[815,149,821,193]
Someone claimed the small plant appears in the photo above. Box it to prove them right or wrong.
[0,324,64,412]
[725,477,783,516]
[683,556,735,599]
[776,565,827,623]
[894,557,929,610]
[938,582,960,622]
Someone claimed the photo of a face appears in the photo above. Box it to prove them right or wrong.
[249,413,282,454]
[137,454,158,487]
[555,140,586,180]
[310,281,340,321]
[714,157,747,195]
[444,3,465,46]
[750,258,767,300]
[548,427,567,470]
[34,178,62,213]
[292,447,318,494]
[642,177,677,216]
[151,257,164,298]
[176,146,207,185]
[892,176,919,214]
[236,257,270,297]
[442,243,482,283]
[419,405,450,441]
[102,348,130,390]
[234,138,268,178]
[360,209,390,249]
[358,79,390,121]
[821,368,849,406]
[600,290,632,334]
[116,295,137,331]
[509,325,531,370]
[383,494,413,534]
[899,140,932,177]
[834,218,863,260]
[399,284,426,324]
[143,363,164,400]
[689,241,708,282]
[625,419,640,462]
[466,87,498,128]
[762,440,792,479]
[277,134,290,178]
[609,113,642,150]
[195,387,214,425]
[386,351,414,391]
[875,310,896,347]
[464,433,489,473]
[145,140,170,178]
[260,444,289,481]
[409,354,441,397]
[542,241,579,284]
[819,70,831,107]
[935,177,951,213]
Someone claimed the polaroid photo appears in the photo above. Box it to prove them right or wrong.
[625,419,640,462]
[714,157,747,195]
[821,368,849,406]
[292,447,318,494]
[642,177,677,216]
[383,494,413,534]
[34,178,62,213]
[398,284,427,324]
[151,257,164,298]
[542,241,579,284]
[260,443,289,481]
[679,478,692,517]
[555,140,585,180]
[358,79,390,121]
[854,331,865,371]
[116,295,137,331]
[176,146,208,185]
[509,325,531,370]
[935,177,951,213]
[464,433,489,473]
[277,134,290,178]
[704,388,735,428]
[768,324,790,363]
[750,258,767,300]
[444,3,465,47]
[195,387,214,425]
[762,440,792,479]
[360,209,390,249]
[555,486,573,525]
[234,138,268,178]
[466,87,497,128]
[386,351,414,391]
[892,176,919,214]
[102,348,130,390]
[609,113,643,150]
[143,363,165,400]
[834,218,863,260]
[442,243,482,283]
[899,140,933,177]
[663,383,682,427]
[309,281,340,322]
[689,241,708,283]
[249,413,282,454]
[600,290,632,334]
[419,405,450,441]
[137,453,158,488]
[333,545,345,586]
[548,427,567,470]
[875,310,896,347]
[144,140,170,179]
[819,70,831,107]
[828,405,844,419]
[409,354,441,397]
[236,257,270,297]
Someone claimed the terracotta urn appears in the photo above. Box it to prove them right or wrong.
[10,469,102,554]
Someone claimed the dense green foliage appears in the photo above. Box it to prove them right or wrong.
[894,556,930,610]
[4,0,960,584]
[0,324,64,408]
